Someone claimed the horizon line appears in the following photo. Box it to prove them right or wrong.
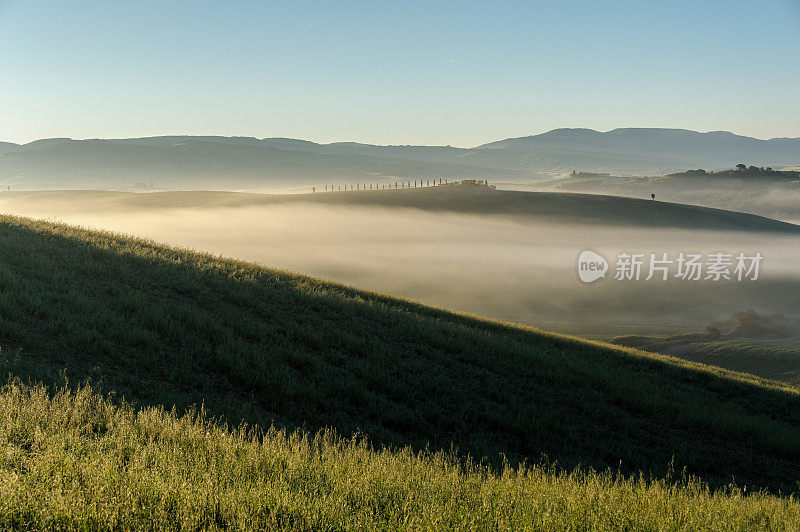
[4,127,800,149]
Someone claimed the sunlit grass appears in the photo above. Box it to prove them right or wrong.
[1,381,799,530]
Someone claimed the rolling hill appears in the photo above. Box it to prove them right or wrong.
[529,167,800,223]
[1,214,800,526]
[0,213,799,495]
[1,185,798,234]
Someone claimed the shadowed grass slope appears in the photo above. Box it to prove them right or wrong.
[0,214,799,495]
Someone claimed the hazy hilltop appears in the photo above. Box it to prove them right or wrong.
[479,128,800,171]
[4,186,796,234]
[531,165,800,223]
[0,137,532,189]
[0,141,21,155]
[1,128,798,189]
[278,128,800,174]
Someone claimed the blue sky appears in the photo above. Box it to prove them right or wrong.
[1,0,798,146]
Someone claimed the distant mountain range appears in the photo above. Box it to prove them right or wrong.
[478,128,800,169]
[1,128,798,189]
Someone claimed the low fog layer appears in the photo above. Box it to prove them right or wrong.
[2,199,798,337]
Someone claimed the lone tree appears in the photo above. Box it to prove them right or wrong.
[736,163,747,171]
[651,193,655,200]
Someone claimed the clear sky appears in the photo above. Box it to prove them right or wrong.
[1,0,799,146]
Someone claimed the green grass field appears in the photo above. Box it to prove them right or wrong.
[1,213,800,528]
[3,382,800,530]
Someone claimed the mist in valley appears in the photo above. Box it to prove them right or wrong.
[2,196,798,338]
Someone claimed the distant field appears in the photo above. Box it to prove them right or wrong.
[513,168,800,223]
[2,186,799,232]
[612,335,800,388]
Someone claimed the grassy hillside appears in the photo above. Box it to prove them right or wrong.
[2,185,798,233]
[3,382,799,529]
[0,214,800,498]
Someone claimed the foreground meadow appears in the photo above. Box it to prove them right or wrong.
[1,382,798,530]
